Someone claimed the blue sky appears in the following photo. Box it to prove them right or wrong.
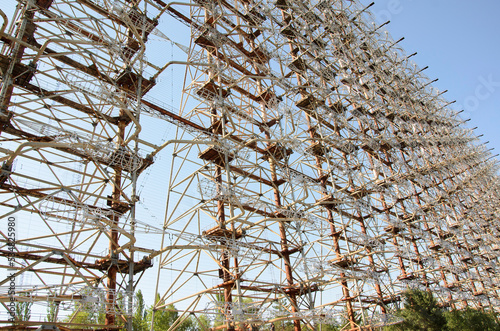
[363,0,500,162]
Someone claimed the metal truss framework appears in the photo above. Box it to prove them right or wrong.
[0,0,499,330]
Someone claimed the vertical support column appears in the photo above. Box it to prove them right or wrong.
[305,115,357,329]
[105,109,126,328]
[0,0,34,116]
[201,6,234,329]
[271,158,301,331]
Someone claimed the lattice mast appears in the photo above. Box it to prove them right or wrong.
[0,0,172,329]
[153,0,500,330]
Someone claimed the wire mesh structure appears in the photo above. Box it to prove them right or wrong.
[0,0,499,330]
[0,0,162,328]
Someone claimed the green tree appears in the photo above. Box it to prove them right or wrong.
[133,289,149,331]
[194,313,212,330]
[62,301,106,328]
[46,300,58,323]
[15,296,32,321]
[147,294,196,331]
[382,288,500,331]
[147,303,178,330]
[66,310,103,326]
[384,289,446,331]
[176,315,196,331]
[444,307,500,331]
[317,323,340,330]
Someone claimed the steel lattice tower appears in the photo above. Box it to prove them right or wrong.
[0,0,499,330]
